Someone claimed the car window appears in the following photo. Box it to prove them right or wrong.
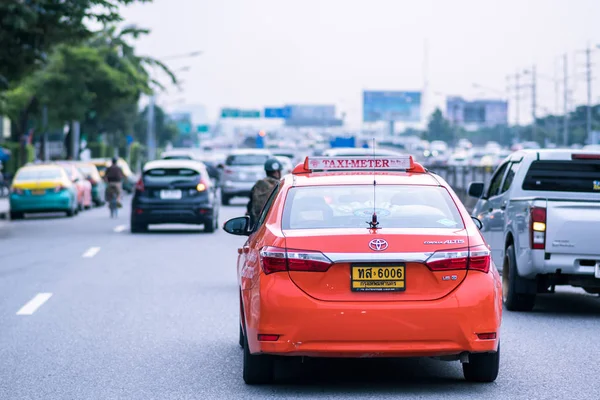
[501,162,520,194]
[522,160,600,192]
[144,168,200,182]
[253,184,280,230]
[282,185,464,230]
[226,154,270,166]
[15,168,63,181]
[487,162,509,198]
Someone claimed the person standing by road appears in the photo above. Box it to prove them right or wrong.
[246,158,282,225]
[104,158,125,207]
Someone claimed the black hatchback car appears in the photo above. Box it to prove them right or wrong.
[130,160,219,233]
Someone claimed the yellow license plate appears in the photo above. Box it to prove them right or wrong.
[351,265,405,292]
[31,189,46,195]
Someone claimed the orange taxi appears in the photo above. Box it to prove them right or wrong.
[223,155,502,384]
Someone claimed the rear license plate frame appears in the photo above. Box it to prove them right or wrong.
[350,264,406,292]
[160,189,182,200]
[31,189,46,195]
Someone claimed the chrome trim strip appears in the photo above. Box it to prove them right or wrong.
[324,252,433,263]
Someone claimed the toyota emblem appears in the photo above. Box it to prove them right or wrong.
[368,239,389,251]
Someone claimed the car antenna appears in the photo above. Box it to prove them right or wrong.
[367,138,380,230]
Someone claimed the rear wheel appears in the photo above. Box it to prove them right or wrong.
[462,344,500,383]
[131,221,148,233]
[503,245,536,311]
[243,334,274,385]
[239,325,244,349]
[221,195,231,206]
[204,213,218,233]
[10,211,24,220]
[66,205,75,217]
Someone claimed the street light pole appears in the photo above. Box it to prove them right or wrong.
[586,44,592,144]
[563,53,569,147]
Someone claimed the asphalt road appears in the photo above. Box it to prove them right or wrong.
[1,197,599,400]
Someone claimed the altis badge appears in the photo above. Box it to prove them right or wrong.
[593,180,600,191]
[424,239,465,245]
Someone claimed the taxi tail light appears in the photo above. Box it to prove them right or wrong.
[530,206,546,250]
[477,332,497,340]
[53,185,65,193]
[257,334,280,341]
[259,246,332,274]
[135,177,145,192]
[11,187,24,195]
[426,245,491,273]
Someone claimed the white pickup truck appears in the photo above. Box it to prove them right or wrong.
[468,149,600,311]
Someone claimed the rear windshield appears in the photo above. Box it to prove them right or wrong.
[522,160,600,193]
[144,168,200,181]
[163,155,193,160]
[282,185,464,230]
[226,154,269,166]
[15,168,63,181]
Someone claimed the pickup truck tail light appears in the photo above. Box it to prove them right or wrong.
[530,206,546,250]
[259,246,333,274]
[135,177,145,192]
[425,245,491,273]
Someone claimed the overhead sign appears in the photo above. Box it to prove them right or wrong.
[446,97,508,127]
[264,107,291,119]
[363,91,422,122]
[220,108,261,119]
[284,118,343,127]
[196,125,209,133]
[176,121,192,134]
[286,104,336,120]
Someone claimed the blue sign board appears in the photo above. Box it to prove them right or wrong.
[264,106,291,119]
[177,121,192,134]
[125,134,134,145]
[363,91,422,122]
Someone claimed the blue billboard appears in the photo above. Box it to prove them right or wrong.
[363,91,422,122]
[264,106,292,119]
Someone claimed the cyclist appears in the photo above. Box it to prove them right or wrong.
[104,158,124,207]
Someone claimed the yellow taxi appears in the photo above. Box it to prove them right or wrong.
[9,164,79,219]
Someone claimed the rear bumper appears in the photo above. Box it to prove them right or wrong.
[244,272,502,358]
[522,249,600,279]
[10,192,73,212]
[131,203,215,225]
[221,181,254,197]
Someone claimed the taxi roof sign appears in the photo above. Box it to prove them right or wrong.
[294,155,425,174]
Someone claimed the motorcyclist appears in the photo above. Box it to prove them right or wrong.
[104,158,124,207]
[246,158,282,225]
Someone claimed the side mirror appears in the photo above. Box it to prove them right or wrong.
[217,164,225,169]
[223,216,251,236]
[471,216,483,230]
[468,182,485,198]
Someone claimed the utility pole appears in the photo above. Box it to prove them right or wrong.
[554,59,560,145]
[531,65,537,139]
[563,54,569,147]
[146,96,156,161]
[586,44,593,144]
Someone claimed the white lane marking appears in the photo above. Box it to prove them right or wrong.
[114,225,127,233]
[16,293,53,315]
[82,246,101,258]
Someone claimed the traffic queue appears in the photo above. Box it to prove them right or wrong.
[6,158,136,220]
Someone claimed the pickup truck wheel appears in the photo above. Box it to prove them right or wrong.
[462,344,500,383]
[503,245,536,311]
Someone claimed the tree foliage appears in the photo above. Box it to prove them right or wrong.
[0,0,151,87]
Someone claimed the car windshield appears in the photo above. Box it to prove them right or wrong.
[144,168,200,182]
[282,185,464,230]
[163,155,193,160]
[15,168,63,181]
[226,154,270,166]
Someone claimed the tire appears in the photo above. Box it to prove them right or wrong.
[503,245,536,311]
[583,287,600,294]
[204,213,218,233]
[66,206,75,217]
[10,211,24,220]
[221,195,231,206]
[462,343,500,383]
[131,222,148,233]
[239,324,244,349]
[243,333,274,385]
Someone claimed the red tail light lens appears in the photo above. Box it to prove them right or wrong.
[257,334,280,341]
[196,178,209,192]
[477,332,497,340]
[53,185,65,193]
[426,245,491,273]
[11,187,24,195]
[135,177,145,192]
[530,206,546,250]
[224,167,234,175]
[259,246,332,274]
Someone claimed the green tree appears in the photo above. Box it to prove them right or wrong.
[424,108,455,143]
[0,0,151,88]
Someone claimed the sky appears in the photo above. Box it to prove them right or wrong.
[120,0,600,128]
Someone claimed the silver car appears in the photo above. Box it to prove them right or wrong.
[220,149,272,205]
